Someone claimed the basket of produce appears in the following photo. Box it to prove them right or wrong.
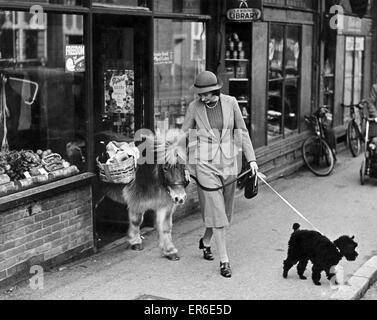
[96,141,139,184]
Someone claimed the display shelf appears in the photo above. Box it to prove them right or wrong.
[225,58,249,62]
[229,78,248,82]
[224,21,252,135]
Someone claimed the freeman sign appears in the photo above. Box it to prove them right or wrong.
[227,8,262,22]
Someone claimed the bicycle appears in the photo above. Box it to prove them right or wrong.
[302,106,335,176]
[341,100,367,157]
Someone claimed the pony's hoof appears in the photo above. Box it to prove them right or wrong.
[166,253,180,261]
[131,243,144,251]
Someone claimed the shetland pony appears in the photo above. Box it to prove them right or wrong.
[97,130,188,261]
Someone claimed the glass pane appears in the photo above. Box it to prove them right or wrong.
[0,11,86,196]
[353,76,362,103]
[154,20,206,131]
[344,78,353,106]
[286,0,317,10]
[284,78,299,134]
[99,27,135,140]
[0,0,83,4]
[344,51,354,77]
[155,0,202,14]
[285,26,300,77]
[268,80,283,142]
[93,0,149,8]
[354,48,364,78]
[269,24,284,80]
[265,0,317,10]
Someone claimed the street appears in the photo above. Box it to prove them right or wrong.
[1,149,377,300]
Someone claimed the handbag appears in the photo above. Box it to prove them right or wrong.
[233,108,258,199]
[244,171,258,199]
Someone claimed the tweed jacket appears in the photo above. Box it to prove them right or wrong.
[182,94,256,166]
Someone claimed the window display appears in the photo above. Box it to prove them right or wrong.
[0,0,83,4]
[323,31,336,121]
[154,19,206,131]
[343,36,365,123]
[264,0,317,10]
[0,11,86,197]
[103,69,135,138]
[268,24,301,143]
[224,23,251,132]
[93,0,149,8]
[154,0,202,14]
[95,26,136,142]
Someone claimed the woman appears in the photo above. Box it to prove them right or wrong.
[182,70,258,278]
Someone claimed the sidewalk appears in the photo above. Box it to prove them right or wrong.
[1,151,377,300]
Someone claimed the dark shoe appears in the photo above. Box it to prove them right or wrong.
[220,262,232,278]
[199,238,214,261]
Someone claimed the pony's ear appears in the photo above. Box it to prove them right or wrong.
[351,236,355,240]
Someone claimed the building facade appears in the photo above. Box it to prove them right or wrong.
[0,0,374,286]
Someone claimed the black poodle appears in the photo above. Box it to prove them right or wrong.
[283,223,358,286]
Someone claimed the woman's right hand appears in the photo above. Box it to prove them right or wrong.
[249,161,259,176]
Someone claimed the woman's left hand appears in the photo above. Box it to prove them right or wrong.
[249,161,259,176]
[184,169,191,183]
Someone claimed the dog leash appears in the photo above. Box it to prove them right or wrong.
[189,168,253,192]
[257,172,323,234]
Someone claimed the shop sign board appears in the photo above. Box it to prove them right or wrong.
[154,51,174,65]
[226,0,262,22]
[65,45,85,72]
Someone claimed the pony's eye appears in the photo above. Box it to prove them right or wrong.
[163,166,168,172]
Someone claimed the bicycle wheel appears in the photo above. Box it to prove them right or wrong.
[347,121,361,157]
[302,136,335,176]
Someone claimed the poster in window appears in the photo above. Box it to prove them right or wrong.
[104,70,134,115]
[65,45,85,72]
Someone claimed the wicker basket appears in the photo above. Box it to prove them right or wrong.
[96,156,135,184]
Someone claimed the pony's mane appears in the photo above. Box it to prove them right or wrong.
[146,129,187,165]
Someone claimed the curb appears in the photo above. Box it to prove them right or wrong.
[331,256,377,300]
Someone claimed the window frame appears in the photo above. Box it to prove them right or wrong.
[267,22,302,144]
[342,35,365,114]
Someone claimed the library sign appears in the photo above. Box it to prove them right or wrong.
[226,0,262,22]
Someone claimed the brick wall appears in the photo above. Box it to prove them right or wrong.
[0,185,94,286]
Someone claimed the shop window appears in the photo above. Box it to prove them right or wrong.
[154,0,203,14]
[93,0,149,8]
[343,36,364,120]
[0,11,86,197]
[264,0,317,10]
[323,31,336,120]
[154,19,205,131]
[0,0,84,5]
[268,24,301,143]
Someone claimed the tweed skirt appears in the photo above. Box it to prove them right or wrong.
[195,160,238,228]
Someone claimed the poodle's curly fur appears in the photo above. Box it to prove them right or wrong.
[283,223,358,286]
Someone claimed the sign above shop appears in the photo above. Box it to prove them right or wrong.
[226,0,262,22]
[65,45,85,72]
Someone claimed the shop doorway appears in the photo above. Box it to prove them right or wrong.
[92,14,153,249]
